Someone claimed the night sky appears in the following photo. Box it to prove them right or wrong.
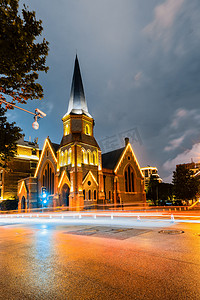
[6,0,200,182]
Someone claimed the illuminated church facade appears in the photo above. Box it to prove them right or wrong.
[18,56,146,210]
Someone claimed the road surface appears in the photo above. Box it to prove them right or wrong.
[0,213,200,299]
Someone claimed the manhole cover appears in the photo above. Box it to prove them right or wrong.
[159,230,184,235]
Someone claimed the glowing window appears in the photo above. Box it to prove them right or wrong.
[82,148,86,164]
[64,150,68,165]
[85,124,90,135]
[93,152,96,165]
[68,149,72,164]
[65,124,70,135]
[61,152,64,166]
[58,150,62,166]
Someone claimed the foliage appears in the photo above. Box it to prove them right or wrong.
[0,0,49,106]
[157,183,173,202]
[0,106,22,168]
[146,175,159,205]
[0,197,18,210]
[172,165,199,203]
[146,176,174,205]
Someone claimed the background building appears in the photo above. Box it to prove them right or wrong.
[141,166,162,189]
[0,135,39,201]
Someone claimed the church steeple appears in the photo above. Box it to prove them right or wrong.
[65,55,92,118]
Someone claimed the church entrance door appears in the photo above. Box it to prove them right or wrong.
[61,184,69,206]
[21,196,26,210]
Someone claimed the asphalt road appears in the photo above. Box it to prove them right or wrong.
[0,216,200,300]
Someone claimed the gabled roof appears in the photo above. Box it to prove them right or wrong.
[51,142,60,154]
[82,171,98,186]
[102,147,125,170]
[34,137,58,178]
[63,55,92,118]
[102,143,144,178]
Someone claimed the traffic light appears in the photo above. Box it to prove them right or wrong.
[41,186,47,197]
[41,187,47,204]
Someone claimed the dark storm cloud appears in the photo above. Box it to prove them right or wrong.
[7,0,200,182]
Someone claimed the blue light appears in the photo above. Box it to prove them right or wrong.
[42,193,47,198]
[43,200,47,204]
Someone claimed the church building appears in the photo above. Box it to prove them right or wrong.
[17,56,146,211]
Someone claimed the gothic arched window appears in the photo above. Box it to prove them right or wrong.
[88,190,91,200]
[93,152,96,165]
[82,148,86,164]
[87,151,91,164]
[85,124,90,135]
[61,151,64,166]
[42,162,54,195]
[68,148,72,164]
[124,165,134,192]
[64,150,68,165]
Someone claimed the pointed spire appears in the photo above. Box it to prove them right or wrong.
[65,55,92,118]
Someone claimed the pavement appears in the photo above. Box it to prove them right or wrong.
[0,214,200,300]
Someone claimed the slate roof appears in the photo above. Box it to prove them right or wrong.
[102,147,125,170]
[51,142,60,154]
[60,133,100,149]
[63,55,92,118]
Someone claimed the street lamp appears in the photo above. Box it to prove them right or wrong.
[32,109,46,130]
[0,98,46,130]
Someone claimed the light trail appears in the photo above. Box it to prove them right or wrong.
[0,212,199,227]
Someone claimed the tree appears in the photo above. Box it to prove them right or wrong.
[146,175,159,205]
[0,106,22,168]
[146,176,174,205]
[172,165,199,204]
[0,0,49,106]
[0,1,49,168]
